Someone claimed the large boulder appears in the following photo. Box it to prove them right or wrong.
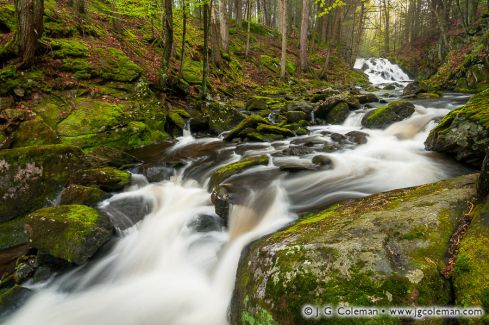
[232,174,479,324]
[0,145,87,221]
[25,205,113,265]
[324,102,350,124]
[425,89,489,167]
[0,217,30,277]
[315,92,361,119]
[362,100,415,129]
[70,167,131,191]
[402,81,427,98]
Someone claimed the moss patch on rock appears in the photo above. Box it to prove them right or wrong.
[25,205,113,265]
[60,185,109,206]
[232,174,478,324]
[71,167,131,191]
[209,155,269,190]
[12,117,60,147]
[0,145,87,221]
[425,89,489,167]
[203,102,245,135]
[362,100,415,129]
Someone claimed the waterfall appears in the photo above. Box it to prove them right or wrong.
[354,57,411,84]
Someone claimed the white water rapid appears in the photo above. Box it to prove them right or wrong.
[355,57,411,84]
[5,59,471,325]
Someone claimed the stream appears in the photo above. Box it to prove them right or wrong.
[5,58,473,325]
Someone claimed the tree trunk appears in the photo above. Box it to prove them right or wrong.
[280,0,287,79]
[245,0,252,57]
[15,0,44,68]
[218,0,229,52]
[160,0,173,86]
[235,0,242,27]
[202,1,211,98]
[73,0,86,14]
[383,0,390,56]
[179,0,187,78]
[210,0,222,66]
[299,0,309,72]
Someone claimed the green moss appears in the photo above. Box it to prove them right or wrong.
[57,99,125,137]
[13,117,60,147]
[168,111,186,128]
[182,60,203,85]
[0,217,29,251]
[71,167,130,191]
[63,58,93,79]
[256,123,294,136]
[95,48,143,82]
[209,155,269,189]
[48,39,89,58]
[60,185,108,206]
[0,4,16,31]
[363,100,415,129]
[224,115,270,141]
[453,198,489,321]
[26,205,112,265]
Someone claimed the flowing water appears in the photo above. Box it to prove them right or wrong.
[5,59,472,325]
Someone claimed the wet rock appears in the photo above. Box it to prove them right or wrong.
[211,184,232,222]
[321,142,341,152]
[312,155,333,168]
[245,97,268,111]
[189,214,224,232]
[0,144,88,221]
[402,81,427,98]
[346,130,369,145]
[231,174,478,324]
[416,92,441,99]
[224,115,270,141]
[309,88,341,102]
[60,185,109,206]
[315,92,361,118]
[362,100,415,129]
[25,205,113,265]
[275,159,319,172]
[71,167,131,191]
[209,155,269,190]
[0,217,30,277]
[330,132,348,144]
[324,102,350,124]
[102,196,153,230]
[280,146,316,157]
[0,286,32,319]
[477,153,489,198]
[383,84,396,90]
[285,110,306,123]
[426,89,489,166]
[13,257,36,284]
[285,101,314,114]
[355,93,379,104]
[141,165,175,182]
[256,124,294,137]
[89,146,140,168]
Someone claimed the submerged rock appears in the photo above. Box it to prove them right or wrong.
[25,205,113,265]
[232,174,479,324]
[362,100,415,129]
[0,144,87,221]
[425,89,489,167]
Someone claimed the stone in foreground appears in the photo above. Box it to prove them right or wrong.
[232,174,480,324]
[25,205,113,265]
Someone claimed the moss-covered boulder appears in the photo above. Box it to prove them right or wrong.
[362,100,415,129]
[57,98,167,151]
[0,145,87,221]
[224,115,270,141]
[0,217,30,277]
[425,89,489,167]
[324,102,350,124]
[60,185,109,206]
[25,205,113,265]
[416,92,441,99]
[203,102,245,135]
[12,116,60,147]
[182,59,203,85]
[71,167,131,191]
[452,197,489,323]
[209,155,269,190]
[232,174,478,324]
[355,93,379,104]
[285,111,307,123]
[88,146,140,168]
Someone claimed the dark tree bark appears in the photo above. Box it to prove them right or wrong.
[202,0,211,98]
[299,0,309,72]
[160,0,174,86]
[235,0,242,27]
[15,0,44,68]
[179,0,187,79]
[73,0,86,14]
